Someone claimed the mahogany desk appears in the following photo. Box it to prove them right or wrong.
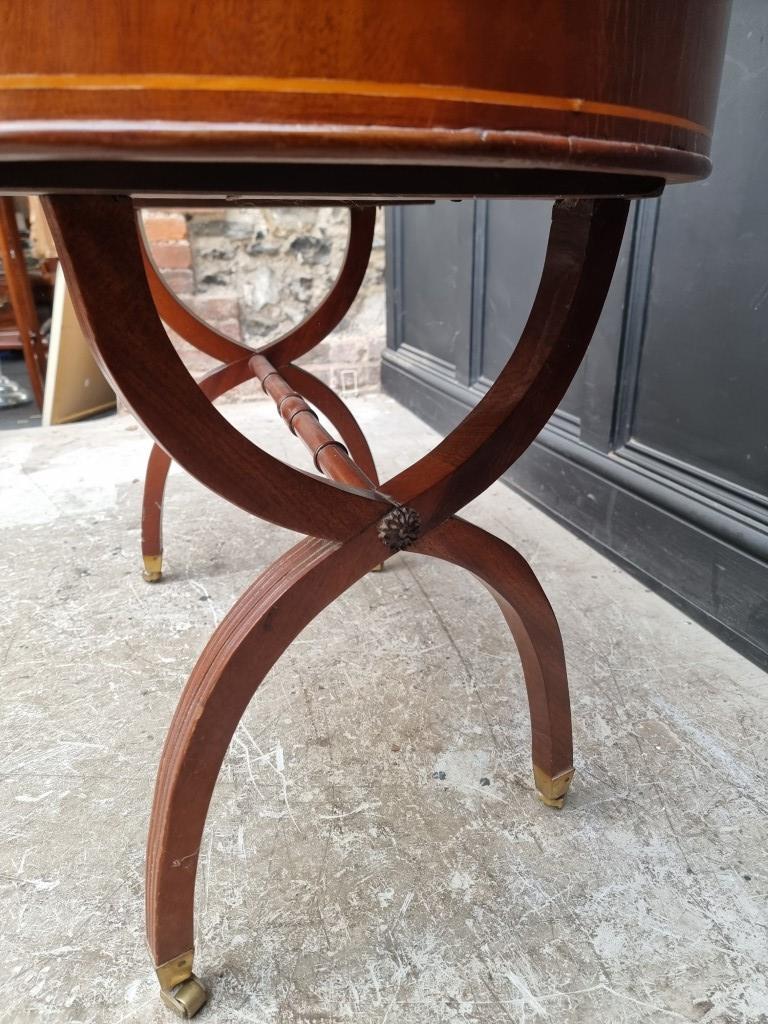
[0,1,731,1016]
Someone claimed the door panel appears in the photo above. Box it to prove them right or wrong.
[480,200,549,384]
[629,7,768,496]
[397,200,474,371]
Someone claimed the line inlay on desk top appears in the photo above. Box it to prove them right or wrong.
[0,73,711,138]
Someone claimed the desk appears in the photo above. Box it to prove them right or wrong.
[0,1,731,1016]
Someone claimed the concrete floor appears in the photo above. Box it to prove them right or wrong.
[1,394,767,1024]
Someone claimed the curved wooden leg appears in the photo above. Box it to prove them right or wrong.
[414,516,573,808]
[141,443,172,582]
[140,358,380,581]
[385,198,630,528]
[0,198,47,408]
[137,201,379,582]
[145,524,386,1008]
[147,516,572,1011]
[43,194,390,543]
[140,357,254,582]
[46,195,630,1017]
[139,204,376,367]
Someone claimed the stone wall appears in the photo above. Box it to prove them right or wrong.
[142,206,386,397]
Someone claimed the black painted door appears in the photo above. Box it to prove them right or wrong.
[383,0,768,668]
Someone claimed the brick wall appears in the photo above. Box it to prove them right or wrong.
[141,206,386,398]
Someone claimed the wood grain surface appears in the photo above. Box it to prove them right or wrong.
[0,1,731,186]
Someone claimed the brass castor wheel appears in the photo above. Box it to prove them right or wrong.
[143,554,163,583]
[156,950,207,1018]
[533,766,575,810]
[160,975,208,1018]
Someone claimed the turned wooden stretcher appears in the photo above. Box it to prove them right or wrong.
[137,202,380,583]
[0,0,731,1016]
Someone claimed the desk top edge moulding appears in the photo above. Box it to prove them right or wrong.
[0,0,730,198]
[1,1,732,1018]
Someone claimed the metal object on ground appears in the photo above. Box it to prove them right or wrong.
[156,950,207,1018]
[142,554,163,583]
[534,766,576,810]
[0,370,31,408]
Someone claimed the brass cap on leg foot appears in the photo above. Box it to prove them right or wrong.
[156,950,207,1018]
[143,554,163,583]
[533,765,575,809]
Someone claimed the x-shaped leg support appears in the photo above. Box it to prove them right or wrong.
[138,204,378,580]
[44,192,628,1017]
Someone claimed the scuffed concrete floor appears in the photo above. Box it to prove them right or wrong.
[1,394,767,1024]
